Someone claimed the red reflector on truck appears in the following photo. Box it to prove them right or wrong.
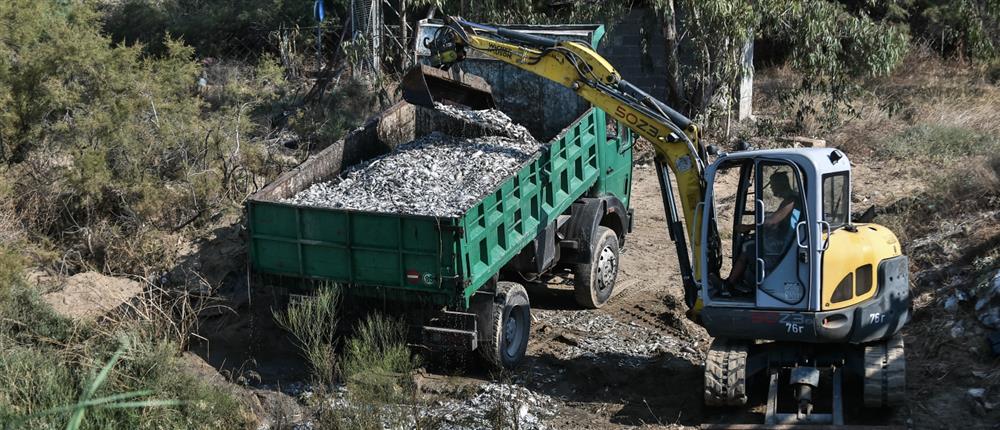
[406,270,420,284]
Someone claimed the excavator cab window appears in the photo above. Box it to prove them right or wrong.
[823,172,849,228]
[705,158,757,301]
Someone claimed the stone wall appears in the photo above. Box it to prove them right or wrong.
[597,8,670,101]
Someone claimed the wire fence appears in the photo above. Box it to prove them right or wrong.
[204,0,412,75]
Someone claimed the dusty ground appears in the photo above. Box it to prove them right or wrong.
[35,148,999,428]
[184,153,986,429]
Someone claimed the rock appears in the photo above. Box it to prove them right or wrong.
[41,272,145,321]
[975,270,1000,329]
[555,332,581,346]
[951,322,965,338]
[944,295,960,312]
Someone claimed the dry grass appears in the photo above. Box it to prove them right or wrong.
[0,248,253,429]
[748,44,1000,160]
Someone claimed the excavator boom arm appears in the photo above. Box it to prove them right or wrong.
[420,18,709,302]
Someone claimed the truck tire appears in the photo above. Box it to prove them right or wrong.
[704,337,749,406]
[574,226,620,309]
[863,334,906,408]
[479,281,531,370]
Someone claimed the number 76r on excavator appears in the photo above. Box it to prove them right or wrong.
[403,16,912,424]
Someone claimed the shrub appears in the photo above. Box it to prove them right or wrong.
[1,0,282,276]
[341,313,417,403]
[0,247,253,429]
[273,285,342,388]
[324,312,420,429]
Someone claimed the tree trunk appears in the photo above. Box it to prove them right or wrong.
[661,1,685,111]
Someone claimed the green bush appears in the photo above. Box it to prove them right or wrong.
[342,313,417,403]
[1,0,282,276]
[325,313,420,429]
[101,0,314,57]
[274,285,341,388]
[0,247,253,429]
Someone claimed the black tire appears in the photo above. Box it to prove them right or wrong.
[863,334,906,408]
[574,226,620,309]
[479,281,531,370]
[704,337,749,406]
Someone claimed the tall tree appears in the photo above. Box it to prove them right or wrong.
[654,1,910,122]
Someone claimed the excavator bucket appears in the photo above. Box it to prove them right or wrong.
[401,65,496,110]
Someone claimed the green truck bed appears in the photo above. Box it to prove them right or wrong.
[248,23,633,313]
[248,101,620,308]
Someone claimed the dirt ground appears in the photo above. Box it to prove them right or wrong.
[35,145,999,428]
[157,150,1000,429]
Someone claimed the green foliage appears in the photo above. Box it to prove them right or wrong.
[912,0,1000,61]
[101,0,314,56]
[0,0,283,275]
[0,246,253,429]
[273,285,341,388]
[323,312,421,430]
[638,1,911,127]
[409,0,630,24]
[341,313,417,404]
[758,0,910,130]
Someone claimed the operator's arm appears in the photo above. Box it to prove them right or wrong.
[763,200,796,226]
[736,200,795,232]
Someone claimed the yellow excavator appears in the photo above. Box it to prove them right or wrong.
[402,16,911,425]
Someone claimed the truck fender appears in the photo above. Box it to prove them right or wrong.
[560,196,629,264]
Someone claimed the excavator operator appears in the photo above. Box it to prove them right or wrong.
[722,171,801,294]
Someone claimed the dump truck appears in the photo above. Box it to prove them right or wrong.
[247,22,635,369]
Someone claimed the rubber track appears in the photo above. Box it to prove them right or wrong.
[863,335,905,408]
[704,338,748,406]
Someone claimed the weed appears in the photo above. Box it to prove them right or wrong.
[320,312,421,430]
[273,285,341,388]
[341,313,417,404]
[878,124,1000,161]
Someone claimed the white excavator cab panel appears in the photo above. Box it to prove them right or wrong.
[699,148,852,312]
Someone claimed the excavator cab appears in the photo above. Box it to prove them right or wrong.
[702,153,813,309]
[697,148,911,424]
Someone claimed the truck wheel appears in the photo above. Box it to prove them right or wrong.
[704,337,749,406]
[863,334,906,408]
[480,281,530,370]
[574,226,619,309]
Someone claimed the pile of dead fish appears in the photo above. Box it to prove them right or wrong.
[283,105,540,217]
[535,309,690,367]
[425,383,557,430]
[432,102,536,143]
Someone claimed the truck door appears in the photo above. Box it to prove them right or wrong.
[597,110,633,207]
[754,160,810,308]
